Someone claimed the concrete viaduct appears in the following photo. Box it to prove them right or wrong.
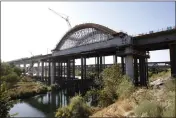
[7,23,176,87]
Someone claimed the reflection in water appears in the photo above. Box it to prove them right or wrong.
[10,89,75,117]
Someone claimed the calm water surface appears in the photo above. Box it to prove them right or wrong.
[10,90,74,117]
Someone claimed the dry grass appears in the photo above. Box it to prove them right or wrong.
[91,99,135,117]
[149,70,171,82]
[91,70,175,117]
[7,81,48,100]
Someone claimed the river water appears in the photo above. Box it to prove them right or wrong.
[9,90,76,117]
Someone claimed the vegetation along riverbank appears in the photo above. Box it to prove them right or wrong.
[0,62,175,118]
[55,64,175,118]
[0,62,52,117]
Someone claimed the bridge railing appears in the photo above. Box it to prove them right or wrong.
[131,25,176,37]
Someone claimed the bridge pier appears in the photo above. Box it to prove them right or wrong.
[124,47,149,86]
[169,43,176,78]
[24,63,26,75]
[121,56,125,75]
[51,61,55,85]
[125,55,134,81]
[133,56,138,86]
[95,56,100,79]
[30,63,34,76]
[41,61,44,81]
[102,56,105,70]
[138,56,148,86]
[125,47,134,81]
[37,62,40,78]
[48,61,51,85]
[113,53,118,64]
[84,58,87,79]
[72,59,75,78]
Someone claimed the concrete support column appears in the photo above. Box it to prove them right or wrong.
[73,59,75,78]
[81,57,84,93]
[30,63,33,76]
[125,47,134,80]
[24,63,26,75]
[169,43,176,78]
[60,62,62,80]
[51,61,55,85]
[113,55,117,64]
[57,62,60,79]
[96,56,100,79]
[125,55,134,80]
[133,56,138,85]
[99,56,102,72]
[81,57,84,80]
[37,62,40,77]
[121,57,125,75]
[63,63,66,78]
[139,57,147,86]
[48,61,51,85]
[84,57,86,79]
[41,61,44,81]
[102,56,105,69]
[67,60,71,80]
[145,58,149,83]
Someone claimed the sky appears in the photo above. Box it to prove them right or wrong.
[1,2,175,64]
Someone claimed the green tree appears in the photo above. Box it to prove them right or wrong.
[0,83,13,118]
[0,62,13,76]
[12,66,22,77]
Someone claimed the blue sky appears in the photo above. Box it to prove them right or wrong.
[1,2,175,63]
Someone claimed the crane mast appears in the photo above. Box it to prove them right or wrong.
[48,8,71,29]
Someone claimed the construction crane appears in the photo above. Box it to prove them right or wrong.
[48,8,71,29]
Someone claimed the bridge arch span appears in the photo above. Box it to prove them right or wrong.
[53,23,125,51]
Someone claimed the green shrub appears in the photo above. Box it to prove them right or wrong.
[12,66,22,77]
[98,89,116,107]
[116,75,135,99]
[55,95,92,118]
[87,72,98,79]
[134,100,162,117]
[55,107,71,118]
[84,88,117,107]
[69,95,92,118]
[84,88,100,106]
[5,72,20,83]
[101,64,123,87]
[98,64,122,106]
[1,72,20,89]
[0,62,13,76]
[85,64,135,107]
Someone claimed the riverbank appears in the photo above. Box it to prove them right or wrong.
[7,78,51,100]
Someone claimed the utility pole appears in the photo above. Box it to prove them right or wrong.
[48,8,72,29]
